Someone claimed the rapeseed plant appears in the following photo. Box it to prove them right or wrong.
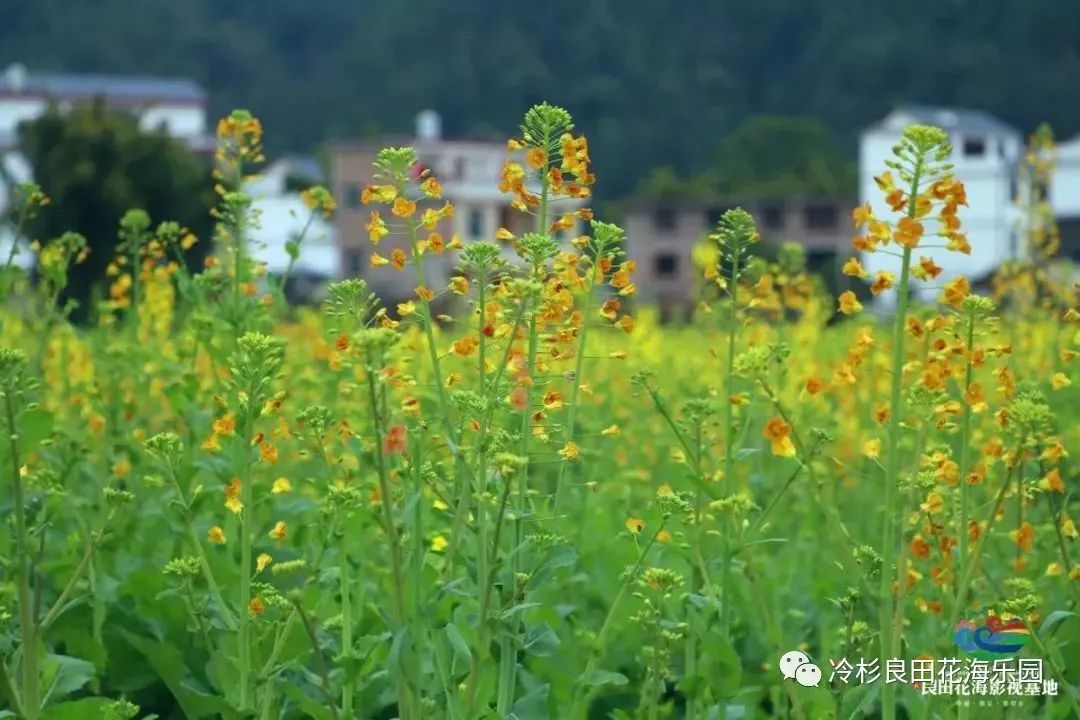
[0,108,1076,719]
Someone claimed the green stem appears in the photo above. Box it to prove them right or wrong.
[1,204,30,280]
[720,248,740,643]
[570,526,664,719]
[291,598,342,720]
[879,159,922,720]
[464,273,492,715]
[364,350,411,717]
[238,410,254,712]
[365,359,406,623]
[0,659,23,718]
[947,442,1023,633]
[339,533,354,718]
[277,212,315,306]
[257,610,298,720]
[186,520,238,631]
[39,513,115,630]
[496,132,551,715]
[497,280,540,715]
[1025,619,1080,719]
[1046,490,1080,606]
[686,421,704,720]
[552,267,597,511]
[6,395,38,720]
[957,313,976,579]
[406,209,477,592]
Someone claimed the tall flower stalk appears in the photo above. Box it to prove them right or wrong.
[712,209,757,647]
[855,125,956,720]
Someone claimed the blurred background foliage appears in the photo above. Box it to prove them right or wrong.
[3,0,1078,200]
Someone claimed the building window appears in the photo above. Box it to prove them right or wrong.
[468,208,484,239]
[344,249,363,276]
[963,136,986,157]
[761,204,784,230]
[654,252,679,277]
[654,206,676,231]
[804,203,838,230]
[344,183,361,209]
[499,204,514,233]
[454,157,467,180]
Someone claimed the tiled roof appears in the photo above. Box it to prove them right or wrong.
[0,66,205,103]
[870,105,1020,137]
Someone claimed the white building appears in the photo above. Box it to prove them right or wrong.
[247,194,338,302]
[245,155,324,199]
[0,62,210,151]
[0,62,212,272]
[1049,134,1080,263]
[0,151,34,269]
[859,106,1023,301]
[243,155,340,302]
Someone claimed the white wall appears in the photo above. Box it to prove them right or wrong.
[1050,136,1080,219]
[0,97,47,138]
[138,105,206,139]
[247,195,339,278]
[0,96,205,142]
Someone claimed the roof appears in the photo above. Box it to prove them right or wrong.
[327,134,506,152]
[0,65,205,105]
[868,105,1020,138]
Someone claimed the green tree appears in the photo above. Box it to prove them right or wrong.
[17,100,213,322]
[712,115,856,197]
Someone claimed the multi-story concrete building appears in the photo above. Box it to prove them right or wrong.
[859,106,1023,301]
[623,195,854,310]
[330,110,583,301]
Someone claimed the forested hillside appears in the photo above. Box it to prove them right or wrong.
[3,0,1079,197]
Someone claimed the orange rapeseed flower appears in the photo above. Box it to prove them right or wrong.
[762,418,796,458]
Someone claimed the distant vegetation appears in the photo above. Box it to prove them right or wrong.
[4,0,1080,197]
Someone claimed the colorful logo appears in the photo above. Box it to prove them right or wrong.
[954,608,1031,659]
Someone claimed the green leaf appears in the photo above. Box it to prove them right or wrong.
[523,622,560,657]
[529,545,578,589]
[1039,610,1077,640]
[508,683,550,720]
[445,623,473,663]
[498,602,542,622]
[388,626,415,685]
[584,670,629,688]
[41,698,111,720]
[17,407,54,450]
[842,683,880,720]
[121,630,236,719]
[41,654,95,703]
[280,684,334,720]
[703,635,742,699]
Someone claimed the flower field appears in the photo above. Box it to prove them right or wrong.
[0,104,1078,720]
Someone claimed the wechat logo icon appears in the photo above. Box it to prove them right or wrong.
[780,650,822,688]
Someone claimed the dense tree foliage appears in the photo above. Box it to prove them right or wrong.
[2,0,1079,198]
[18,102,213,321]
